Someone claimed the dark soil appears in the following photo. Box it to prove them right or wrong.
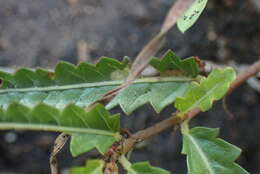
[0,0,259,173]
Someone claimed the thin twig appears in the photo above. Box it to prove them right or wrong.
[228,60,260,94]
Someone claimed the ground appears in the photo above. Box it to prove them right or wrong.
[0,0,259,173]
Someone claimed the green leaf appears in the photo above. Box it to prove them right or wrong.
[0,57,129,88]
[119,156,170,174]
[177,0,208,33]
[0,77,191,115]
[0,53,195,114]
[0,103,120,156]
[182,126,249,174]
[127,162,170,174]
[70,104,120,156]
[175,68,236,115]
[70,134,118,156]
[150,50,199,77]
[0,57,129,113]
[70,160,104,174]
[0,71,15,88]
[106,80,190,114]
[0,52,198,155]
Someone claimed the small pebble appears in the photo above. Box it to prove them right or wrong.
[4,132,18,143]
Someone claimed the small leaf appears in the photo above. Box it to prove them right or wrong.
[70,134,118,156]
[127,162,170,174]
[150,50,199,77]
[177,0,208,33]
[175,68,236,114]
[70,160,104,174]
[182,126,249,174]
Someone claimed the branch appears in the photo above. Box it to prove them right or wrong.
[121,60,260,155]
[228,60,260,94]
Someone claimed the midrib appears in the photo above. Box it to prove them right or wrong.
[187,134,216,174]
[0,76,193,94]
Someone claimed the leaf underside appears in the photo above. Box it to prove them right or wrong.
[182,127,249,174]
[107,81,189,114]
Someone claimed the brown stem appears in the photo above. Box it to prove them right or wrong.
[121,60,260,155]
[228,60,260,94]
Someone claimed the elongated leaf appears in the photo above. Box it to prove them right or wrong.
[0,52,197,114]
[0,76,192,115]
[0,103,120,156]
[70,160,104,174]
[175,68,236,115]
[0,57,129,113]
[182,126,249,174]
[127,162,170,174]
[150,50,199,77]
[177,0,208,33]
[0,57,129,88]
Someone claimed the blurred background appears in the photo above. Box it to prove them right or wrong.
[0,0,259,173]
